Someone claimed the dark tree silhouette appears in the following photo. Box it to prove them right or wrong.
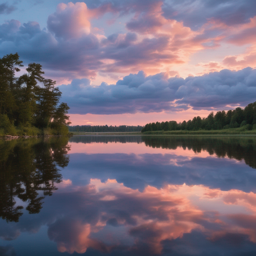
[0,137,70,222]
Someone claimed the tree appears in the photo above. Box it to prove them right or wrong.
[141,102,256,133]
[0,53,70,135]
[36,79,61,128]
[0,53,23,91]
[0,53,23,120]
[51,103,71,135]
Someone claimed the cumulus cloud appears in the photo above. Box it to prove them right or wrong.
[0,1,212,81]
[0,0,255,86]
[163,0,256,30]
[47,2,91,39]
[59,68,256,115]
[0,18,101,79]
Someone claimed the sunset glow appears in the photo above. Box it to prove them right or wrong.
[1,0,256,125]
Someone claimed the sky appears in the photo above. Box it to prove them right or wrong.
[1,0,256,126]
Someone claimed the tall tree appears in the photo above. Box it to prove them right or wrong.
[36,79,61,128]
[0,53,69,135]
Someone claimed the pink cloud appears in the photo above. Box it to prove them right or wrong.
[226,17,256,46]
[47,2,92,39]
[223,50,256,70]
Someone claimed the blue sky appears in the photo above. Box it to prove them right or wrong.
[1,0,256,125]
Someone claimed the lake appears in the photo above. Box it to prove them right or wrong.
[1,135,256,256]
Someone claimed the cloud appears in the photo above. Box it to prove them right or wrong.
[83,0,163,14]
[223,54,256,70]
[199,62,224,73]
[0,18,101,79]
[125,1,166,34]
[59,67,256,115]
[0,1,212,81]
[0,0,256,87]
[0,3,16,15]
[225,17,256,46]
[47,2,91,39]
[163,0,256,30]
[222,44,256,70]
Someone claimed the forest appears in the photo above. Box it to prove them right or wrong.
[0,53,70,136]
[142,102,256,133]
[69,125,143,133]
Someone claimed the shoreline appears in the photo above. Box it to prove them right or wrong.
[71,132,256,137]
[0,134,73,141]
[3,132,256,139]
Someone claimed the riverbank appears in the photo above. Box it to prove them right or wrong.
[1,133,73,141]
[0,125,72,138]
[142,127,256,135]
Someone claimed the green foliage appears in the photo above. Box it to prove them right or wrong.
[0,114,17,135]
[240,120,247,127]
[0,53,70,136]
[16,126,41,136]
[142,101,256,133]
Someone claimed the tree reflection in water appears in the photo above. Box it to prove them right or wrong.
[69,135,256,169]
[141,136,256,169]
[0,137,70,222]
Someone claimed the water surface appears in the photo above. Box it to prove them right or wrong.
[1,136,256,256]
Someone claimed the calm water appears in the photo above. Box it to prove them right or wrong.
[1,136,256,256]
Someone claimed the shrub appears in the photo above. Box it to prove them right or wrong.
[240,120,247,127]
[16,125,41,136]
[0,114,17,135]
[246,124,253,130]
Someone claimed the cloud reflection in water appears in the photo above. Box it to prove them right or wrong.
[43,179,256,255]
[1,136,256,255]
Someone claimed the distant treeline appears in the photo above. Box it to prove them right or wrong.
[0,53,70,136]
[69,125,143,133]
[142,102,256,132]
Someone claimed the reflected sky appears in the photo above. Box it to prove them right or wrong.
[1,136,256,256]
